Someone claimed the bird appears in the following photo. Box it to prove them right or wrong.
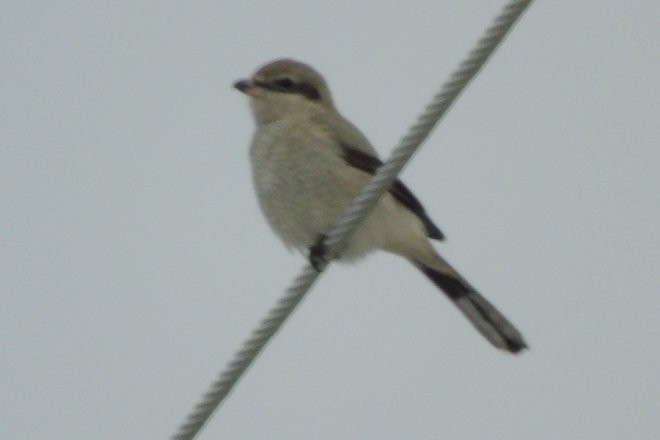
[233,58,527,353]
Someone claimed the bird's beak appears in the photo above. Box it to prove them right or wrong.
[233,79,251,94]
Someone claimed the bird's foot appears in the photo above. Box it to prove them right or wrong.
[308,234,329,272]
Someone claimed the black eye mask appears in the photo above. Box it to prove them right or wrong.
[254,78,321,101]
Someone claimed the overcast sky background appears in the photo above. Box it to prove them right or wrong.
[2,1,659,439]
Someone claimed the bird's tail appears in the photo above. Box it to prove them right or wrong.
[412,258,527,353]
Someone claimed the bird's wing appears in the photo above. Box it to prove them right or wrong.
[339,142,445,240]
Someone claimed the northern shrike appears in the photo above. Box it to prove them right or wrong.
[234,59,527,353]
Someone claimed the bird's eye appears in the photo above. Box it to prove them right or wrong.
[275,77,294,88]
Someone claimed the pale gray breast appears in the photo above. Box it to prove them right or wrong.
[249,120,355,249]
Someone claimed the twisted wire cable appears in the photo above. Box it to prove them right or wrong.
[172,1,532,438]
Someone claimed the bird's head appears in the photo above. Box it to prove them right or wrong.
[234,59,335,125]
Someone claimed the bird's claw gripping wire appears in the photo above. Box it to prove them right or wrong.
[308,234,329,272]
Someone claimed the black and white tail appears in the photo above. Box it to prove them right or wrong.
[414,259,527,353]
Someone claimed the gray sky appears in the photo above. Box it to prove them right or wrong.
[2,1,659,439]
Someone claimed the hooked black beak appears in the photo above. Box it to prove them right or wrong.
[233,79,250,93]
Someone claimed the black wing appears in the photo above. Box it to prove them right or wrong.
[339,143,444,240]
